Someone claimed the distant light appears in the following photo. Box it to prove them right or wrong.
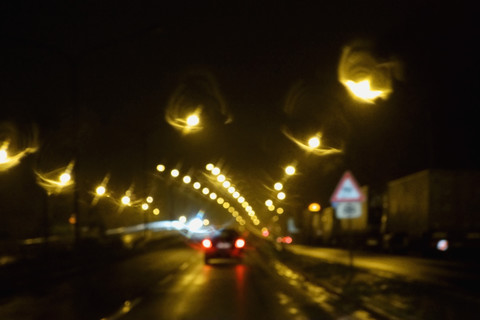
[217,197,225,204]
[206,163,214,171]
[203,219,210,226]
[276,207,284,214]
[96,186,106,196]
[268,205,275,212]
[285,165,296,175]
[262,228,270,237]
[121,196,131,205]
[217,174,226,183]
[222,181,231,188]
[179,216,187,223]
[193,182,201,189]
[189,217,203,231]
[202,187,210,195]
[186,114,200,127]
[153,208,160,215]
[238,196,245,203]
[171,169,180,177]
[265,199,273,207]
[183,175,191,184]
[212,167,221,176]
[142,203,149,210]
[283,236,293,244]
[156,164,165,172]
[344,79,383,103]
[308,203,321,212]
[223,202,230,209]
[59,172,71,185]
[202,239,212,249]
[274,182,283,191]
[308,137,321,149]
[209,192,217,200]
[0,149,7,164]
[437,239,449,251]
[146,196,153,203]
[228,186,235,194]
[233,191,240,199]
[277,192,286,200]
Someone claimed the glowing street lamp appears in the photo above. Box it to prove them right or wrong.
[96,185,106,196]
[308,202,321,212]
[121,195,131,206]
[344,79,384,103]
[285,165,296,176]
[186,114,200,127]
[308,136,321,149]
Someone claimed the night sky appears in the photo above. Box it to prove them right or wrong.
[1,1,478,214]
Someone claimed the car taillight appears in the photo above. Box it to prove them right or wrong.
[235,238,245,249]
[202,239,212,248]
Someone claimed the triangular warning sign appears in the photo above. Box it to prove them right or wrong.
[330,171,365,203]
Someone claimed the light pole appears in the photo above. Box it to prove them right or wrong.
[307,202,321,245]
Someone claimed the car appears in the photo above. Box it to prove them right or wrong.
[201,228,246,264]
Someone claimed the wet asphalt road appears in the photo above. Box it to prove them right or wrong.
[0,236,366,320]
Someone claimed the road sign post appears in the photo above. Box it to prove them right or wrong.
[330,171,366,270]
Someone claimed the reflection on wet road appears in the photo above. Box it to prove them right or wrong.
[0,237,378,320]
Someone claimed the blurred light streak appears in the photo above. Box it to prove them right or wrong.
[338,42,401,103]
[35,161,75,195]
[0,122,39,171]
[282,128,342,156]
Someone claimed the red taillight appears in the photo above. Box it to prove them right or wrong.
[202,239,212,248]
[235,238,245,249]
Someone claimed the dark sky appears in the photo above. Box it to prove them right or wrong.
[1,1,478,210]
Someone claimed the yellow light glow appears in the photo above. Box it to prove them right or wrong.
[179,216,187,223]
[308,137,321,149]
[153,208,160,215]
[268,205,275,212]
[156,164,165,172]
[217,174,226,183]
[0,149,7,164]
[217,197,225,204]
[142,203,149,210]
[223,202,230,209]
[202,187,209,195]
[59,173,71,185]
[285,165,296,175]
[228,186,235,194]
[308,202,321,212]
[265,199,273,207]
[345,79,383,102]
[193,182,201,189]
[121,196,131,205]
[212,167,221,176]
[96,186,106,196]
[203,219,210,226]
[274,182,283,191]
[209,192,217,200]
[277,208,284,214]
[222,181,231,188]
[171,169,180,177]
[277,192,286,200]
[233,191,240,199]
[206,163,214,171]
[186,114,200,127]
[241,202,248,208]
[146,196,153,203]
[228,207,235,213]
[183,175,191,184]
[238,196,245,203]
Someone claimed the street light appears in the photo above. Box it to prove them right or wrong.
[96,185,106,196]
[308,136,321,149]
[285,165,296,175]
